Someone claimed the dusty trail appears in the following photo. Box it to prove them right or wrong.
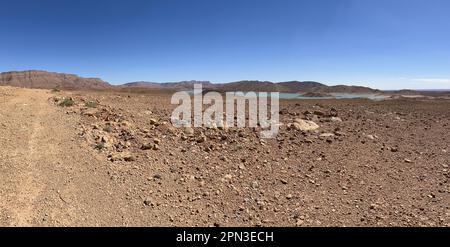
[0,87,131,226]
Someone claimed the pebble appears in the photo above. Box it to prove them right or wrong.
[366,135,376,140]
[184,127,194,136]
[330,117,343,122]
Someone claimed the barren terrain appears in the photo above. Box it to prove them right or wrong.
[1,86,449,226]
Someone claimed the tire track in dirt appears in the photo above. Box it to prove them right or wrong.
[0,87,132,226]
[11,94,46,226]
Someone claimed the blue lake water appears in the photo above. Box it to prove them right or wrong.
[279,93,388,100]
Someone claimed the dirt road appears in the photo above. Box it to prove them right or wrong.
[0,87,133,226]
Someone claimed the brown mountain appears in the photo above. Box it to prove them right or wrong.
[123,80,214,90]
[0,70,381,94]
[123,80,378,93]
[317,85,382,93]
[122,80,380,93]
[278,81,328,92]
[0,70,111,90]
[216,81,380,93]
[216,80,285,92]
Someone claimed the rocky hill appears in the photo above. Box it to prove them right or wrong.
[123,80,380,94]
[0,70,111,90]
[123,80,214,90]
[0,70,380,93]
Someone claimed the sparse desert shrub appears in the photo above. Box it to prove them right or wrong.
[103,125,113,133]
[58,98,75,107]
[51,88,61,93]
[85,101,98,108]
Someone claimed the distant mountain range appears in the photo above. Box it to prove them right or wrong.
[123,80,381,94]
[0,70,110,90]
[0,70,392,94]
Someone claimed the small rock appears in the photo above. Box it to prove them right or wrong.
[251,181,259,189]
[296,219,305,226]
[121,120,132,127]
[291,119,319,131]
[184,127,194,136]
[144,199,153,206]
[196,135,206,143]
[149,118,159,125]
[334,131,346,136]
[141,143,153,150]
[313,110,325,116]
[123,155,135,162]
[330,117,343,122]
[152,144,160,150]
[366,135,376,140]
[320,133,335,138]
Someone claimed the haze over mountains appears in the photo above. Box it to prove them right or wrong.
[0,70,381,93]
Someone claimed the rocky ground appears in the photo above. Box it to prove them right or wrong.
[1,86,449,226]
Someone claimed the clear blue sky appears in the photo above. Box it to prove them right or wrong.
[1,0,449,89]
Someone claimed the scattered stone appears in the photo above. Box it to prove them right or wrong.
[366,135,376,140]
[296,219,305,226]
[330,117,343,122]
[251,181,259,189]
[123,155,135,162]
[149,118,158,125]
[141,143,153,150]
[152,143,160,150]
[121,120,132,127]
[144,199,153,206]
[83,108,97,117]
[184,127,194,136]
[320,133,335,138]
[100,135,114,148]
[196,135,206,143]
[334,131,346,136]
[303,138,313,143]
[313,110,325,116]
[108,152,135,162]
[291,119,320,131]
